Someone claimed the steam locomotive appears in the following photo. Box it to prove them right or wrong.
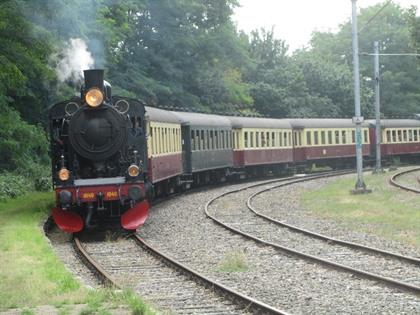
[49,70,150,232]
[50,69,420,233]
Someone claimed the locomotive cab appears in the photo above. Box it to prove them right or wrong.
[49,69,151,232]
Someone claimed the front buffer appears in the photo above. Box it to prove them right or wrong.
[52,181,150,233]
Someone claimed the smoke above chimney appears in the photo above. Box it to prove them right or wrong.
[56,38,94,83]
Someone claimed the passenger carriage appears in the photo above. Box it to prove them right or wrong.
[171,111,234,184]
[289,119,370,167]
[369,119,420,162]
[227,116,294,174]
[146,106,183,193]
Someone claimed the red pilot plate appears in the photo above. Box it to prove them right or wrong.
[121,200,150,230]
[52,207,84,233]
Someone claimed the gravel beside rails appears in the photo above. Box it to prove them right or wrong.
[80,237,252,315]
[138,177,420,314]
[210,177,420,287]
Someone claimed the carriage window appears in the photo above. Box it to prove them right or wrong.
[168,128,171,152]
[306,131,311,145]
[342,130,346,144]
[289,133,292,147]
[173,129,176,152]
[195,130,199,150]
[166,128,169,153]
[260,132,265,147]
[402,130,407,142]
[168,128,171,153]
[161,128,164,153]
[391,130,396,142]
[298,132,302,146]
[199,130,204,150]
[156,127,159,154]
[236,132,239,149]
[244,131,249,148]
[255,132,260,147]
[386,130,391,143]
[364,130,368,143]
[210,130,215,149]
[226,130,229,149]
[220,131,225,149]
[328,131,333,144]
[293,132,297,146]
[159,128,162,153]
[272,132,275,147]
[334,130,339,144]
[191,130,195,151]
[285,132,289,147]
[151,127,155,154]
[278,132,282,147]
[414,130,418,142]
[251,132,255,147]
[314,131,319,145]
[397,130,402,142]
[408,130,413,142]
[321,131,326,145]
[266,132,270,147]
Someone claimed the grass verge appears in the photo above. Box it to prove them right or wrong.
[218,250,248,272]
[0,192,155,314]
[301,170,420,247]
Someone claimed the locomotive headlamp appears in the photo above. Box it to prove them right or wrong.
[85,88,104,107]
[128,164,140,177]
[58,167,70,181]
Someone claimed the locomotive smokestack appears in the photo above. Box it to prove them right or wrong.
[84,69,104,90]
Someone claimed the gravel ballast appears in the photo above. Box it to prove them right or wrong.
[138,176,420,314]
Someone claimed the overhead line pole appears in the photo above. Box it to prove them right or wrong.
[351,0,370,194]
[373,41,383,174]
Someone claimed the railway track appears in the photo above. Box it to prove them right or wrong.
[73,233,290,314]
[390,167,420,193]
[205,171,420,295]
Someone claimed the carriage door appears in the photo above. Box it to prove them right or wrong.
[181,124,192,174]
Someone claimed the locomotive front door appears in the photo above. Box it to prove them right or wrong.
[181,124,192,174]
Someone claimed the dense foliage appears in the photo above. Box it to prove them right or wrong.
[0,0,419,193]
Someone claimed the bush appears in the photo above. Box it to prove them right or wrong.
[0,173,32,202]
[0,104,50,174]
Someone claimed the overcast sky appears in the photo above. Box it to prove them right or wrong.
[233,0,419,52]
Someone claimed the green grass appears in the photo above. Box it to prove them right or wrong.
[0,192,155,314]
[301,170,420,247]
[218,251,248,272]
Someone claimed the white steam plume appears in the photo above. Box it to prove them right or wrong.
[56,38,94,83]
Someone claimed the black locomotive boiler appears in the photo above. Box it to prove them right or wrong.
[49,70,151,232]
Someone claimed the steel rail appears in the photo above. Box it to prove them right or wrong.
[132,234,290,315]
[247,180,420,266]
[204,173,420,295]
[389,167,420,193]
[73,236,120,288]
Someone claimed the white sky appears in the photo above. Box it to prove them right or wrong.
[233,0,419,52]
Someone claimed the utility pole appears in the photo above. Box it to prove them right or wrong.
[351,0,370,193]
[373,41,383,173]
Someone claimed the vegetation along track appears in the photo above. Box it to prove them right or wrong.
[390,167,420,193]
[73,233,289,314]
[205,170,420,295]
